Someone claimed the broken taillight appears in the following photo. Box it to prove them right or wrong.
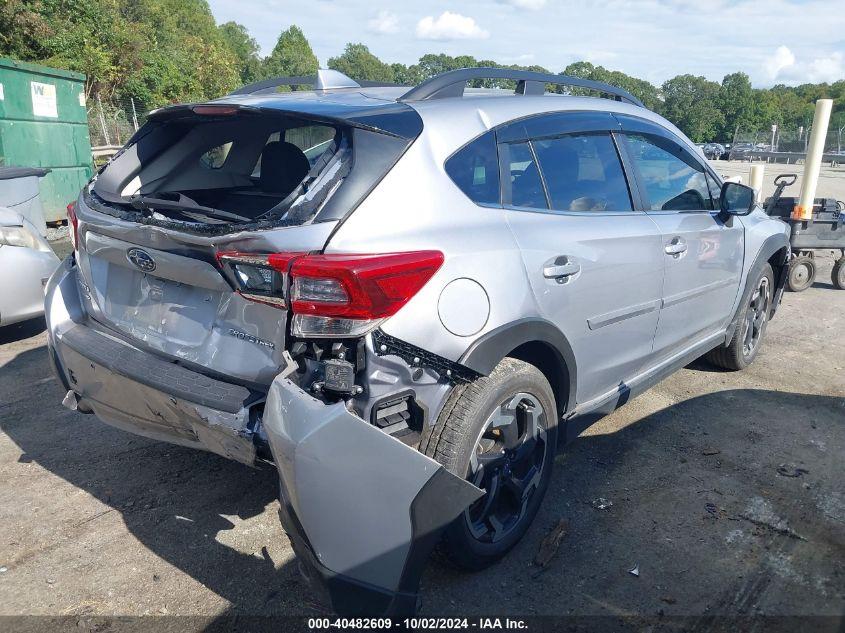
[216,252,300,307]
[218,250,444,337]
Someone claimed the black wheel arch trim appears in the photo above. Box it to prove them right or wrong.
[725,233,790,346]
[458,317,577,416]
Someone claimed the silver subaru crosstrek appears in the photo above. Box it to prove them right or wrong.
[45,68,790,615]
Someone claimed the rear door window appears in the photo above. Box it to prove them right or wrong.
[285,125,336,157]
[444,131,500,205]
[503,141,548,209]
[623,133,714,211]
[532,133,632,212]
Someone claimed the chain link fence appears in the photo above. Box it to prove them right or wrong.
[87,97,149,149]
[733,127,845,153]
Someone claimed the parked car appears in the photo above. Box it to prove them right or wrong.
[0,206,59,326]
[729,142,756,160]
[702,142,725,160]
[45,68,790,616]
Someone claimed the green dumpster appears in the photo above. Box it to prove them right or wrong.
[0,58,93,222]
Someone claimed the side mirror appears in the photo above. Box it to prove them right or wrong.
[720,181,756,216]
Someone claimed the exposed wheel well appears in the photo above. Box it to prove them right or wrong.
[507,341,570,421]
[768,245,790,312]
[769,246,789,271]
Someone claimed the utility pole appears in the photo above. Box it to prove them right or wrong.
[130,98,139,132]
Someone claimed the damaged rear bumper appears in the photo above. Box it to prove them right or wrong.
[45,256,262,465]
[264,376,483,616]
[46,256,484,615]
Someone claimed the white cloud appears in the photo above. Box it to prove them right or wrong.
[416,11,489,41]
[501,0,547,9]
[207,0,844,88]
[804,52,845,83]
[763,45,844,84]
[367,10,399,34]
[763,45,796,81]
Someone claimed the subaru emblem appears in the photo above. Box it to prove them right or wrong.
[126,248,156,273]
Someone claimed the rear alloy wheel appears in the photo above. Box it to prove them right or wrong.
[421,358,556,570]
[464,393,548,545]
[832,258,845,290]
[787,255,816,292]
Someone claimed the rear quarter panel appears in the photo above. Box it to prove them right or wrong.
[325,129,535,364]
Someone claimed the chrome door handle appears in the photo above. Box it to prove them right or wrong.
[543,257,580,279]
[664,238,688,255]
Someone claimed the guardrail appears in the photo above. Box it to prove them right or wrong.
[91,145,122,159]
[738,150,844,165]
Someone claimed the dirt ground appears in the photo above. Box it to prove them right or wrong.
[0,246,843,626]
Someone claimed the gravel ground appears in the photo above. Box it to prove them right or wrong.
[0,245,843,627]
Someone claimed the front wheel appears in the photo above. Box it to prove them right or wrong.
[421,358,557,570]
[706,263,774,371]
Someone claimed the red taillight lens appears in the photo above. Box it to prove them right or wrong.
[289,251,445,320]
[67,202,79,251]
[217,250,444,337]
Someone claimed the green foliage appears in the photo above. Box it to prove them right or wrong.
[0,0,240,106]
[263,25,318,84]
[328,43,394,82]
[561,62,661,111]
[219,21,261,85]
[662,74,725,142]
[719,72,754,137]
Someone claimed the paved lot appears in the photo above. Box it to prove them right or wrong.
[711,160,845,202]
[0,248,843,625]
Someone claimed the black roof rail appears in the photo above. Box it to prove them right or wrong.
[398,67,645,108]
[230,69,403,96]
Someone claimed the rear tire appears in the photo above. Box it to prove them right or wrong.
[420,358,557,570]
[831,258,845,290]
[787,255,815,292]
[706,263,774,371]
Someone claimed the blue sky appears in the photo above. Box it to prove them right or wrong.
[207,0,844,87]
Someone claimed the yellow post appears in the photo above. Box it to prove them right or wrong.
[749,164,765,203]
[793,99,833,220]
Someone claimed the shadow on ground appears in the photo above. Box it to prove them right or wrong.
[0,337,842,625]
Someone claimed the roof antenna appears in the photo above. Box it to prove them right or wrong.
[315,69,360,91]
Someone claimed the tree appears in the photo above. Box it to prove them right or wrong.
[661,74,725,143]
[263,25,318,83]
[328,43,394,82]
[219,21,261,85]
[719,72,755,140]
[561,61,661,111]
[390,63,424,86]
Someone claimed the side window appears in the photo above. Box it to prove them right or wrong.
[285,125,336,163]
[199,142,233,169]
[623,133,713,211]
[504,141,548,209]
[532,133,632,212]
[445,131,500,205]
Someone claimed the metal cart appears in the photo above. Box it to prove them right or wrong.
[763,173,845,291]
